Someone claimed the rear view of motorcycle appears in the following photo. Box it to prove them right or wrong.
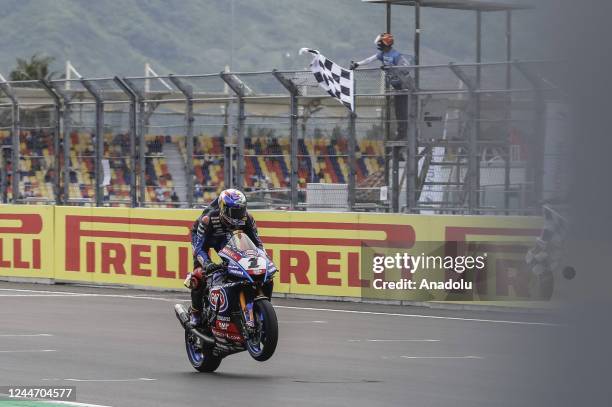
[174,231,278,372]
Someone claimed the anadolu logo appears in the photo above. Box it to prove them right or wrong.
[209,288,228,313]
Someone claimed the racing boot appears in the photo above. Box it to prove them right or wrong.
[189,308,202,328]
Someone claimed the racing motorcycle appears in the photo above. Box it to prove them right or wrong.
[174,230,278,372]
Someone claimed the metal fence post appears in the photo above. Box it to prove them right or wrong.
[221,72,246,191]
[168,75,195,207]
[449,63,479,213]
[81,79,104,206]
[348,111,357,211]
[40,80,62,204]
[0,82,20,203]
[123,78,146,206]
[113,77,138,207]
[0,146,6,203]
[272,70,299,209]
[406,88,418,212]
[48,83,72,204]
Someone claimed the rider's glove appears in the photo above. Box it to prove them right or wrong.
[184,267,203,289]
[349,61,359,70]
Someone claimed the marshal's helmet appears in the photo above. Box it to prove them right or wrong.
[375,32,394,50]
[218,189,247,227]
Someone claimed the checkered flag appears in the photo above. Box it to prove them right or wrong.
[299,48,355,112]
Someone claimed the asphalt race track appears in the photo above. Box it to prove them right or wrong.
[0,282,562,407]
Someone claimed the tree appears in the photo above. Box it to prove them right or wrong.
[9,53,57,81]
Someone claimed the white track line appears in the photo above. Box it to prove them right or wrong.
[0,333,53,337]
[278,320,328,324]
[349,339,439,342]
[0,394,112,407]
[42,378,156,382]
[0,294,93,297]
[0,288,559,326]
[0,289,174,301]
[0,349,56,353]
[274,305,559,327]
[42,402,113,407]
[0,289,84,295]
[401,355,483,359]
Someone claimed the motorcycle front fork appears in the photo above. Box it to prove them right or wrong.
[239,291,255,329]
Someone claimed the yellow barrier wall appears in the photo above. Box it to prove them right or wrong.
[0,205,54,279]
[54,206,197,289]
[1,205,542,299]
[255,211,541,300]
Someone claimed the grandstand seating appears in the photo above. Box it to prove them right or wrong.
[0,130,386,205]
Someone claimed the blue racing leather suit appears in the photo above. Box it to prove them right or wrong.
[189,201,263,313]
[191,207,263,269]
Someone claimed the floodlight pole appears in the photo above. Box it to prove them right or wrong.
[221,72,246,191]
[0,81,20,203]
[81,79,105,207]
[168,75,195,207]
[113,77,139,207]
[272,69,299,209]
[40,80,62,204]
[123,78,147,206]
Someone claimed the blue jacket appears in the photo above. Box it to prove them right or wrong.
[376,49,413,66]
[191,206,263,268]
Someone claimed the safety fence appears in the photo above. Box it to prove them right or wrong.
[0,60,565,214]
[0,205,550,301]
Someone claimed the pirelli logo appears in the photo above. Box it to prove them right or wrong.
[0,213,43,270]
[1,206,543,297]
[445,226,541,298]
[62,215,416,287]
[257,221,414,248]
[257,220,415,288]
[64,215,193,279]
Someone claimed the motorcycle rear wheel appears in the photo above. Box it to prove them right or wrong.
[185,330,222,372]
[246,299,278,362]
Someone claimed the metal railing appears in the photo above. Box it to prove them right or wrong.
[0,60,565,214]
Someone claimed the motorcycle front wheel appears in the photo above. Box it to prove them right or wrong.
[246,299,278,361]
[185,330,222,372]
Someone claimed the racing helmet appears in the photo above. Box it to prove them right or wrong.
[218,188,247,227]
[375,32,394,50]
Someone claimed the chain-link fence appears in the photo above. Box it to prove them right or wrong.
[0,60,564,214]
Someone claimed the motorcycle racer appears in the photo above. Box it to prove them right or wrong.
[186,188,264,327]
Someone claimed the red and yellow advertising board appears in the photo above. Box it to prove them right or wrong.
[0,205,543,300]
[255,212,542,300]
[54,206,196,288]
[0,205,54,279]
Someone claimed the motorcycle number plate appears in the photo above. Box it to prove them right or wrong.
[239,256,266,274]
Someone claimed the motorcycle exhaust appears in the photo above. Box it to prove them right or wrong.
[174,304,190,327]
[174,304,216,347]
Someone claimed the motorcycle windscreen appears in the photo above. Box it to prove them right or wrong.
[227,232,259,253]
